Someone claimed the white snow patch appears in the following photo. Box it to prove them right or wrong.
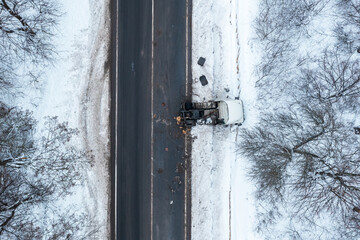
[191,0,260,239]
[23,0,110,238]
[80,0,111,237]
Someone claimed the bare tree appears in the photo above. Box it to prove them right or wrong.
[44,210,102,240]
[334,0,360,53]
[254,0,328,93]
[238,103,360,238]
[0,0,61,93]
[0,106,95,238]
[250,0,360,238]
[297,48,360,110]
[255,0,327,41]
[0,194,102,240]
[0,1,100,238]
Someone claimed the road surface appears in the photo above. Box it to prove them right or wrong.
[110,0,192,239]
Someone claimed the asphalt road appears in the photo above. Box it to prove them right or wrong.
[110,0,192,239]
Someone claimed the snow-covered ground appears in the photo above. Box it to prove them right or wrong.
[18,0,110,238]
[191,0,360,239]
[191,0,260,239]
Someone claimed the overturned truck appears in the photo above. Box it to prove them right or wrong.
[179,99,245,127]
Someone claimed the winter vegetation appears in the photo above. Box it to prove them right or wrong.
[237,0,360,238]
[0,0,101,238]
[0,0,61,94]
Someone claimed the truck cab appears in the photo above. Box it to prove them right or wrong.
[179,99,245,126]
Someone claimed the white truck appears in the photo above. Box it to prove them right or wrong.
[179,99,245,127]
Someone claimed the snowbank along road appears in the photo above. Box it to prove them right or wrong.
[111,0,192,239]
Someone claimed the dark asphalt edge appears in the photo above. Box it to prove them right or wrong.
[185,0,193,239]
[109,0,117,239]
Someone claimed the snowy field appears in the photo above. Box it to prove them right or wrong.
[191,0,360,239]
[191,0,260,239]
[15,0,111,238]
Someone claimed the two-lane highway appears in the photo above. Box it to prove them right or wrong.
[110,0,192,239]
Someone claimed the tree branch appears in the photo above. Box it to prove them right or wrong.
[1,0,36,36]
[293,129,325,150]
[0,196,31,234]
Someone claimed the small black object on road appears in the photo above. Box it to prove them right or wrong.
[197,57,206,66]
[199,75,208,86]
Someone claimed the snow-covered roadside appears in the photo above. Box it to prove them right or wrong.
[80,0,111,237]
[26,0,110,238]
[191,0,259,239]
[231,1,260,239]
